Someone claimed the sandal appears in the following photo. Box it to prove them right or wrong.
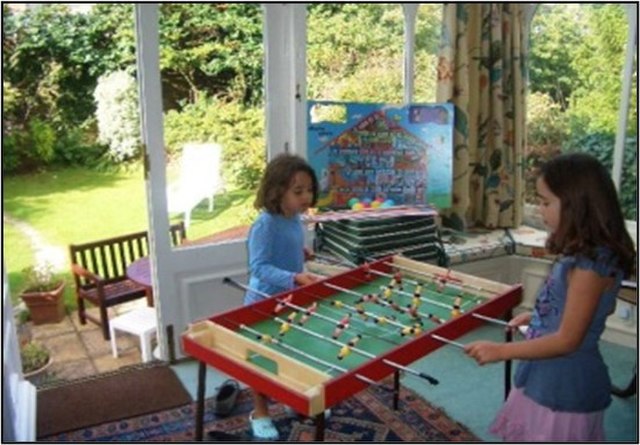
[249,411,279,441]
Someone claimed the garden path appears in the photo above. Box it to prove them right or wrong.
[4,213,67,271]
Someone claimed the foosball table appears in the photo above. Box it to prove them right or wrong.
[182,255,522,440]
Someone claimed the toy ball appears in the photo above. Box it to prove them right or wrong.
[381,199,395,208]
[352,202,365,211]
[347,197,360,207]
[370,200,381,209]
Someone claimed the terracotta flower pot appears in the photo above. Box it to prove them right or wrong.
[20,281,66,325]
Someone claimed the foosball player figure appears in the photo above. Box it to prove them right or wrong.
[450,296,462,318]
[363,262,372,280]
[338,334,363,359]
[273,294,293,314]
[393,271,403,290]
[355,303,368,320]
[332,313,351,339]
[298,302,317,326]
[279,321,291,336]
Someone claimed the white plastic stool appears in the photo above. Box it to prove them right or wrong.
[109,307,158,363]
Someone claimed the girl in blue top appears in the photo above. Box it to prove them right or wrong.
[464,153,635,441]
[245,153,321,440]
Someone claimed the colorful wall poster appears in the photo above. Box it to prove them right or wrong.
[307,101,454,210]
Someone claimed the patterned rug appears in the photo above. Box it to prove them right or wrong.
[41,381,479,442]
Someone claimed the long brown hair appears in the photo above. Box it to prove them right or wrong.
[540,152,635,277]
[254,153,318,214]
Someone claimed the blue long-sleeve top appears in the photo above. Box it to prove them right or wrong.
[244,211,305,305]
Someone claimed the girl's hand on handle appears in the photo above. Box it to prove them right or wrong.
[295,272,322,287]
[465,312,532,365]
[464,341,505,365]
[506,311,532,334]
[303,247,315,262]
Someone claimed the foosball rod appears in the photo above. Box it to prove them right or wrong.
[328,282,470,353]
[314,283,416,331]
[223,277,404,346]
[353,269,514,330]
[324,282,445,328]
[468,313,526,337]
[431,334,465,349]
[266,310,439,385]
[365,267,476,305]
[381,261,496,296]
[312,252,358,268]
[377,283,459,311]
[236,322,383,388]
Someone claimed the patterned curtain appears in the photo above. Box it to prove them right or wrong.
[436,4,527,231]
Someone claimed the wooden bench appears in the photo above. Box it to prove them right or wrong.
[69,223,186,340]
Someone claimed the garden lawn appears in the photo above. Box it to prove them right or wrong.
[3,166,254,310]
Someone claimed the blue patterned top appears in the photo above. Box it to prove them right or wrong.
[514,247,623,412]
[245,212,305,305]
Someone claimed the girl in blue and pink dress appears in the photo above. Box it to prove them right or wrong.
[464,153,636,441]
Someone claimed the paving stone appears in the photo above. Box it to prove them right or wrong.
[40,332,87,362]
[27,308,148,384]
[94,352,141,373]
[78,329,116,357]
[49,358,97,382]
[30,315,75,341]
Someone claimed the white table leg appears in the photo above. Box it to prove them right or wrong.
[141,331,152,362]
[110,325,119,358]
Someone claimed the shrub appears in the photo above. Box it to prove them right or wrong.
[2,119,57,174]
[21,342,50,374]
[52,119,107,167]
[94,70,141,162]
[164,95,265,189]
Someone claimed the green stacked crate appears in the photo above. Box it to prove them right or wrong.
[314,214,442,265]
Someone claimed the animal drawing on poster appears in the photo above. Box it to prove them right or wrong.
[307,101,454,210]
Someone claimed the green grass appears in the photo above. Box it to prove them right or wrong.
[3,165,255,310]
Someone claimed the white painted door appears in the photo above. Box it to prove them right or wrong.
[134,4,305,359]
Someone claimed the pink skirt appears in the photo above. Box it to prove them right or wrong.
[489,387,605,442]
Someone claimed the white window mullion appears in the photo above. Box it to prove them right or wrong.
[403,4,418,104]
[612,5,637,191]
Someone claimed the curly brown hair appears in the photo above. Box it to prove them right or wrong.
[540,152,636,277]
[254,153,318,214]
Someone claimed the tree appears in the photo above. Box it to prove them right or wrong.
[569,4,635,135]
[528,5,584,109]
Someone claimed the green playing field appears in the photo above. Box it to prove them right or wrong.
[242,274,486,376]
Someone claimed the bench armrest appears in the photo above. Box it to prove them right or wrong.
[71,263,105,285]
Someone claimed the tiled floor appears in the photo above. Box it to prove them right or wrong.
[27,300,148,385]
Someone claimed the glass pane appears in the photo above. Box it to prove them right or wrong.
[525,4,631,214]
[413,4,443,103]
[307,4,404,103]
[158,4,265,247]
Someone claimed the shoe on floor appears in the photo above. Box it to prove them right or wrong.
[249,411,279,441]
[212,379,240,416]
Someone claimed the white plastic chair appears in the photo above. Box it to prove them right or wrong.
[167,143,224,228]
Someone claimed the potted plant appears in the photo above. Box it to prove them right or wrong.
[21,341,52,384]
[20,259,66,325]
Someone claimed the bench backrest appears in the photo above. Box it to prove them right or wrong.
[69,222,186,286]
